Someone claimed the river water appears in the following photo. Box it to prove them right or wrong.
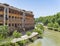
[28,27,60,46]
[28,37,56,46]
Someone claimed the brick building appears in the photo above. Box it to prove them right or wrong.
[0,3,34,32]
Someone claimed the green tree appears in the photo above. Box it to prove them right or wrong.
[53,22,59,28]
[57,18,60,25]
[47,23,53,27]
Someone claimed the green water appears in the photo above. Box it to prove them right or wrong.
[28,29,60,46]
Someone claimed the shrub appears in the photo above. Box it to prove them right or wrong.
[34,24,44,37]
[58,27,60,32]
[35,24,44,30]
[47,23,53,27]
[28,38,34,42]
[48,27,53,30]
[13,30,22,38]
[17,40,27,46]
[0,25,8,39]
[0,42,11,46]
[26,31,31,36]
[15,43,19,46]
[53,22,59,28]
[53,28,58,31]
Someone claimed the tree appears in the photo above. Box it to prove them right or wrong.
[47,23,53,27]
[53,22,59,28]
[57,18,60,25]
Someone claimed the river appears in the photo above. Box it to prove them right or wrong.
[28,28,60,46]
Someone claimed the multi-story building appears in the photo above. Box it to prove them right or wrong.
[0,3,34,32]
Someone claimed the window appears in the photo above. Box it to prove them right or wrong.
[9,24,11,26]
[12,24,14,26]
[9,10,11,13]
[0,23,3,25]
[12,16,14,18]
[5,15,8,20]
[20,17,22,19]
[9,16,11,18]
[15,17,16,19]
[20,12,23,15]
[18,24,19,26]
[0,7,4,11]
[0,15,3,17]
[15,24,17,27]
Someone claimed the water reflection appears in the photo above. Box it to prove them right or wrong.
[28,37,56,46]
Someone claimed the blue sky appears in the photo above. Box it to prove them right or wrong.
[0,0,60,18]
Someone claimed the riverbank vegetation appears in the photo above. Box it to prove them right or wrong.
[0,24,44,46]
[35,12,60,32]
[33,24,44,38]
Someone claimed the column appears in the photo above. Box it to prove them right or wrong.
[7,8,9,26]
[4,7,6,26]
[22,11,25,31]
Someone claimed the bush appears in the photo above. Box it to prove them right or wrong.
[14,43,19,46]
[0,42,11,46]
[35,24,44,30]
[0,42,19,46]
[58,27,60,32]
[35,24,43,34]
[13,30,22,38]
[28,38,34,42]
[48,27,53,30]
[17,40,27,46]
[34,24,44,37]
[47,23,53,27]
[0,25,8,40]
[53,22,59,28]
[53,28,58,31]
[26,31,31,36]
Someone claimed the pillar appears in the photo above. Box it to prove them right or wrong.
[22,11,25,31]
[4,7,6,26]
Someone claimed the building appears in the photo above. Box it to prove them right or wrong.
[0,3,34,32]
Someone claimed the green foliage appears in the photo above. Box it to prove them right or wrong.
[35,12,60,32]
[34,24,44,37]
[0,42,20,46]
[0,25,8,40]
[47,23,53,27]
[14,43,19,46]
[53,22,59,28]
[17,40,27,46]
[13,30,22,38]
[58,27,60,32]
[26,31,31,36]
[35,24,44,31]
[28,38,34,42]
[57,18,60,25]
[48,27,53,30]
[53,28,58,31]
[35,12,60,26]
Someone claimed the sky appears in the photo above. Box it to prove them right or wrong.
[0,0,60,18]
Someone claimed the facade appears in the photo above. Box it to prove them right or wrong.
[0,3,34,32]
